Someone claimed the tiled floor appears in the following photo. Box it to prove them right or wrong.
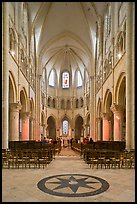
[2,147,135,202]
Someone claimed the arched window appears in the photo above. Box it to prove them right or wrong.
[76,99,79,108]
[105,4,111,38]
[49,69,55,87]
[80,97,83,107]
[66,100,70,109]
[53,98,56,108]
[62,120,69,135]
[61,99,65,109]
[76,70,82,87]
[21,3,28,35]
[9,28,16,54]
[62,71,69,88]
[48,97,51,107]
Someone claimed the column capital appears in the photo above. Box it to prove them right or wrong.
[101,112,110,120]
[110,103,124,113]
[10,102,22,111]
[20,112,31,119]
[30,115,35,121]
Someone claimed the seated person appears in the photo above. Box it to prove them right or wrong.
[89,137,94,144]
[43,137,46,144]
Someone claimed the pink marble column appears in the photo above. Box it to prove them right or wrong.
[111,103,124,141]
[20,112,30,140]
[9,103,22,141]
[29,116,34,140]
[96,117,102,141]
[102,113,110,141]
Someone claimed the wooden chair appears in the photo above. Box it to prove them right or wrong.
[37,150,47,168]
[89,151,99,169]
[2,149,9,168]
[28,150,38,168]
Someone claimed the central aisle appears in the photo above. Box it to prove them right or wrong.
[58,146,80,156]
[2,146,135,202]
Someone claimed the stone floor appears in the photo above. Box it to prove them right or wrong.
[2,147,135,202]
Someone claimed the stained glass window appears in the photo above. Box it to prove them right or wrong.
[63,120,69,134]
[62,72,69,88]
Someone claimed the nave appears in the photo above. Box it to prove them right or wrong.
[2,147,135,202]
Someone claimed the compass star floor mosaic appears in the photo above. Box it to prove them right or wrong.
[37,173,110,197]
[2,147,135,202]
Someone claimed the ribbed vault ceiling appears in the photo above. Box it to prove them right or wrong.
[27,2,107,78]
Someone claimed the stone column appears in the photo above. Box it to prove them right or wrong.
[9,103,22,141]
[102,113,110,141]
[20,112,30,140]
[2,3,9,149]
[111,103,124,141]
[96,117,102,141]
[29,116,34,140]
[90,76,95,140]
[35,74,41,141]
[126,3,134,150]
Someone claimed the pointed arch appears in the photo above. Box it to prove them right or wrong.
[48,68,57,87]
[97,98,102,117]
[9,71,17,103]
[114,72,126,105]
[74,68,83,87]
[20,87,28,112]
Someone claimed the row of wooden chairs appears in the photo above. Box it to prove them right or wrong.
[2,149,53,169]
[84,149,135,169]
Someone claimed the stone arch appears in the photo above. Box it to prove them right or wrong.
[96,98,103,141]
[19,88,29,141]
[75,115,84,140]
[47,116,56,140]
[114,73,126,141]
[20,88,28,112]
[103,89,112,113]
[9,71,17,103]
[103,90,113,141]
[97,98,102,117]
[9,72,20,141]
[115,72,126,105]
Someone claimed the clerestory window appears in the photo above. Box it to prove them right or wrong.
[62,71,69,88]
[49,69,55,87]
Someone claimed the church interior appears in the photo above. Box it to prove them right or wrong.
[2,2,135,202]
